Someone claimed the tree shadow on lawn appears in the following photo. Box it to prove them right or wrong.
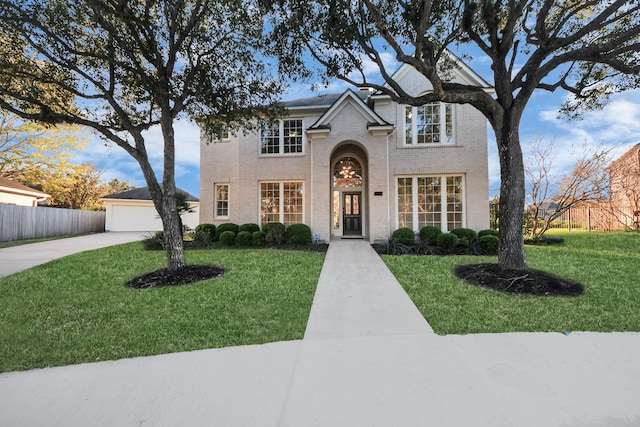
[454,263,584,296]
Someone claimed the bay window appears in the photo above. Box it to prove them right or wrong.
[397,175,464,232]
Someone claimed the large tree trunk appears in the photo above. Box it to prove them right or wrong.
[160,192,186,272]
[496,115,527,270]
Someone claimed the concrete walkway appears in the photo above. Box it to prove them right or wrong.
[1,239,640,426]
[0,232,146,278]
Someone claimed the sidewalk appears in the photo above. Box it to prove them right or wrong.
[1,239,640,426]
[0,232,145,278]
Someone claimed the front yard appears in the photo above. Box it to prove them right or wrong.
[1,231,638,373]
[384,231,640,334]
[0,244,324,373]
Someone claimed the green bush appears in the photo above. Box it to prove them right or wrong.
[219,230,236,246]
[192,230,215,248]
[195,223,217,237]
[478,229,499,238]
[215,223,239,239]
[252,231,266,246]
[436,232,459,250]
[142,231,164,250]
[391,227,416,245]
[419,226,442,245]
[235,231,252,246]
[451,228,477,243]
[478,235,499,254]
[264,222,286,245]
[238,223,260,234]
[286,224,312,245]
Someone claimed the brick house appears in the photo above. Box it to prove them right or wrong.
[199,61,492,242]
[609,143,640,227]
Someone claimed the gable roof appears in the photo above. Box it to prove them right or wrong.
[283,90,370,109]
[0,177,51,199]
[377,51,493,96]
[103,187,199,202]
[307,89,391,130]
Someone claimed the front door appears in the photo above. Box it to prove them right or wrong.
[343,192,362,235]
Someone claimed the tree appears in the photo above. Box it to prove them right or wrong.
[525,136,610,238]
[0,0,282,271]
[0,110,85,181]
[265,0,640,270]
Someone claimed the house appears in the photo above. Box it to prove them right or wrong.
[102,187,200,232]
[0,176,50,206]
[199,61,492,242]
[608,143,640,226]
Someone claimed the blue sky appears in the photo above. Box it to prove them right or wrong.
[73,49,640,199]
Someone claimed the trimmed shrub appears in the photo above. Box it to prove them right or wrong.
[219,230,236,246]
[286,224,312,245]
[142,231,164,250]
[215,223,239,239]
[235,231,252,246]
[195,223,216,237]
[478,235,499,254]
[264,222,286,245]
[238,223,260,234]
[451,228,478,243]
[419,226,442,245]
[252,231,266,246]
[391,227,416,245]
[436,232,459,250]
[478,229,499,238]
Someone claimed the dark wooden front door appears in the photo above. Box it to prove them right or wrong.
[343,192,362,235]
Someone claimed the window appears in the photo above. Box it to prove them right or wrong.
[260,181,304,227]
[404,103,454,145]
[260,119,304,154]
[215,184,229,218]
[397,176,464,231]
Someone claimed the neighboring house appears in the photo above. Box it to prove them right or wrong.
[0,177,50,206]
[200,60,492,243]
[102,187,200,232]
[609,143,640,226]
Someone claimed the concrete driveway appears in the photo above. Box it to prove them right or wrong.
[0,232,146,278]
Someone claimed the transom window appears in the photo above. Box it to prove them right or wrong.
[397,175,464,232]
[404,103,454,145]
[333,157,363,188]
[260,119,304,154]
[260,181,304,227]
[214,184,229,218]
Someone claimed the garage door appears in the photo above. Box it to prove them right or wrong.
[110,205,163,232]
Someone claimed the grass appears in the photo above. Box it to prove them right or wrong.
[384,231,640,335]
[0,243,325,373]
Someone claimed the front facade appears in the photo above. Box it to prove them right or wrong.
[200,63,491,242]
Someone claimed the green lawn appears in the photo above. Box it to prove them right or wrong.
[0,243,325,373]
[384,231,640,335]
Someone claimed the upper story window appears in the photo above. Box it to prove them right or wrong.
[404,103,454,145]
[260,119,304,155]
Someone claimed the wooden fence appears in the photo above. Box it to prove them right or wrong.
[490,203,639,232]
[0,204,105,241]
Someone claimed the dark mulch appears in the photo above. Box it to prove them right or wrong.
[126,265,225,289]
[454,263,584,296]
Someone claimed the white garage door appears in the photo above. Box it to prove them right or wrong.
[110,205,163,232]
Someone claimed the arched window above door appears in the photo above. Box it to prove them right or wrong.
[333,157,363,188]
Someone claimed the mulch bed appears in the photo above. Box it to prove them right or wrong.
[126,265,225,289]
[454,263,584,296]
